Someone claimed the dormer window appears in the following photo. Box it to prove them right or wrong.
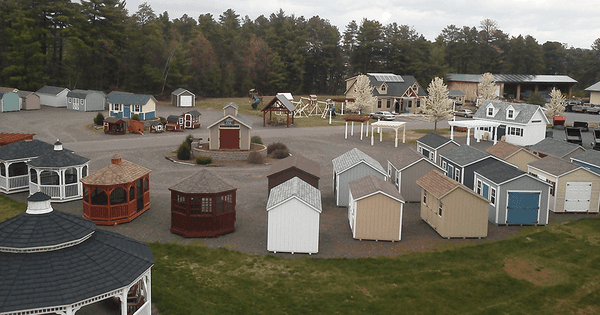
[507,109,514,119]
[381,85,386,91]
[487,107,494,117]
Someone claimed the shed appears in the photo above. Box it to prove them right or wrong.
[0,91,20,112]
[165,115,183,131]
[348,174,405,241]
[416,132,459,166]
[80,154,151,225]
[149,121,164,133]
[528,137,585,161]
[486,141,540,171]
[128,119,145,134]
[103,116,128,135]
[171,88,195,107]
[36,85,70,107]
[223,102,239,116]
[474,161,551,225]
[571,150,600,175]
[332,148,387,207]
[416,170,489,238]
[267,177,321,254]
[267,154,320,192]
[387,146,445,202]
[262,94,296,127]
[108,93,157,120]
[18,90,40,110]
[0,192,154,315]
[0,139,54,194]
[182,110,201,129]
[439,145,508,189]
[528,156,600,213]
[67,89,106,111]
[207,114,253,150]
[448,90,466,105]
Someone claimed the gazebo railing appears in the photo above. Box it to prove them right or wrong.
[31,183,81,200]
[8,175,28,189]
[0,176,6,190]
[65,183,79,197]
[84,202,133,222]
[39,185,61,198]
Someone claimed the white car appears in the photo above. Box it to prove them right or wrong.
[369,111,396,121]
[454,109,473,117]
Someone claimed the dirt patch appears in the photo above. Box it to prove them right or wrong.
[504,258,555,286]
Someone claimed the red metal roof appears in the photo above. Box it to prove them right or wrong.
[0,133,35,146]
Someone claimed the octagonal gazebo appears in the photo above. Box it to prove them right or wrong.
[80,154,151,225]
[169,170,237,238]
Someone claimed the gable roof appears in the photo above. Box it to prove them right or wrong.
[528,155,581,177]
[571,150,600,167]
[36,86,69,96]
[440,145,492,167]
[172,88,194,96]
[169,170,236,194]
[447,73,577,84]
[474,100,548,124]
[348,174,404,203]
[416,170,488,202]
[80,155,150,186]
[332,148,385,175]
[166,115,179,123]
[417,132,456,149]
[107,93,156,105]
[474,160,525,184]
[585,81,600,92]
[369,74,426,97]
[388,146,440,171]
[486,141,536,160]
[206,114,253,129]
[528,138,583,158]
[223,102,239,110]
[267,154,320,179]
[266,177,322,212]
[262,94,296,112]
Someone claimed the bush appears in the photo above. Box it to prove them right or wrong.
[267,142,287,154]
[196,157,212,165]
[247,152,264,164]
[272,148,289,159]
[131,114,140,121]
[160,117,167,124]
[186,134,193,147]
[177,143,191,160]
[94,112,104,125]
[251,136,263,144]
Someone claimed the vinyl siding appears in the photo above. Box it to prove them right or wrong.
[354,193,402,241]
[485,175,550,225]
[336,163,386,207]
[400,160,441,202]
[505,151,540,172]
[554,169,600,213]
[267,198,320,254]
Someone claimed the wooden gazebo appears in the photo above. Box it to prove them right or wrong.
[103,116,127,135]
[169,170,237,238]
[80,154,151,225]
[262,94,296,128]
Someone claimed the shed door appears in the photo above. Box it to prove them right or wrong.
[422,148,430,159]
[184,114,192,128]
[482,183,489,199]
[220,128,239,149]
[564,182,592,212]
[448,165,454,179]
[507,192,540,224]
[181,95,192,107]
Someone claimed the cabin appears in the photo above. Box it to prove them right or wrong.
[171,88,195,107]
[267,177,321,254]
[67,89,106,111]
[170,170,237,238]
[182,110,201,129]
[474,161,550,225]
[571,150,600,175]
[0,192,154,315]
[165,115,184,131]
[0,139,54,194]
[207,114,253,150]
[36,86,70,107]
[108,93,157,120]
[528,156,600,213]
[0,91,20,112]
[223,102,239,116]
[267,154,320,192]
[103,117,128,135]
[348,175,405,241]
[415,132,459,166]
[439,145,508,189]
[387,146,445,202]
[472,100,549,146]
[28,140,89,202]
[528,137,585,161]
[332,148,387,207]
[485,141,540,171]
[416,170,489,239]
[80,154,151,225]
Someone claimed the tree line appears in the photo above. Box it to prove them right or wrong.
[1,1,599,99]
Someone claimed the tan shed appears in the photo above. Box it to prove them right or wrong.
[348,175,405,241]
[416,170,489,239]
[486,141,540,171]
[206,114,253,150]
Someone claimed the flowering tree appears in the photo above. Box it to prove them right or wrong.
[347,74,377,114]
[477,72,497,106]
[423,77,453,130]
[545,88,566,120]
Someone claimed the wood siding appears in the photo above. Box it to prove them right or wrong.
[505,150,540,172]
[554,169,600,213]
[336,163,386,207]
[267,198,320,254]
[354,193,402,241]
[400,160,441,202]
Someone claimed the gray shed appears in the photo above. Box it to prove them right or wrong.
[67,90,106,111]
[416,132,459,166]
[36,86,70,107]
[474,160,551,225]
[440,145,509,189]
[528,138,585,161]
[171,88,195,107]
[332,148,386,207]
[387,146,445,202]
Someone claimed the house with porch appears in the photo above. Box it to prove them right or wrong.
[108,93,157,120]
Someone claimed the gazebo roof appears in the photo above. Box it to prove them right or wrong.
[0,139,55,161]
[169,170,236,194]
[27,141,89,167]
[80,154,151,186]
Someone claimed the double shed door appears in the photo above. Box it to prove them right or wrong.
[506,191,540,224]
[564,182,592,212]
[219,128,240,149]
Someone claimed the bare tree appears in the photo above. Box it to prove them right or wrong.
[347,74,377,114]
[477,72,497,106]
[423,77,453,130]
[545,87,566,119]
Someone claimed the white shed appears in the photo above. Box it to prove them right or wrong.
[36,86,70,107]
[267,177,322,254]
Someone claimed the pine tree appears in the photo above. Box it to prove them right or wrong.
[347,74,377,114]
[477,72,496,106]
[423,77,453,130]
[545,88,566,119]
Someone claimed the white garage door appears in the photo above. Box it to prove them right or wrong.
[180,95,192,107]
[564,182,592,212]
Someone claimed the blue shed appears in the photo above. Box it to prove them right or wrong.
[571,150,600,175]
[0,91,20,112]
[439,145,509,189]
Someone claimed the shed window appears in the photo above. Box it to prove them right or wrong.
[546,179,555,196]
[454,169,460,181]
[68,97,72,103]
[177,195,186,204]
[490,188,496,205]
[190,197,201,215]
[442,161,447,170]
[202,197,212,213]
[438,201,443,217]
[476,180,482,195]
[423,191,427,204]
[429,152,434,161]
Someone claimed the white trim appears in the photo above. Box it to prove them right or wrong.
[266,195,322,214]
[504,189,542,224]
[351,189,405,204]
[335,160,387,178]
[0,232,94,253]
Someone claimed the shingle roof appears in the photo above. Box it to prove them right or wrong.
[172,88,194,96]
[0,139,54,161]
[80,155,150,186]
[486,141,524,159]
[107,93,155,105]
[417,132,455,149]
[332,148,385,175]
[388,146,428,171]
[348,174,404,202]
[0,133,35,147]
[169,170,236,194]
[103,116,126,123]
[368,74,427,97]
[474,100,545,124]
[447,73,577,84]
[27,144,89,167]
[528,155,580,176]
[416,170,485,201]
[223,102,238,110]
[187,110,201,116]
[448,90,466,96]
[166,115,179,123]
[571,150,600,167]
[266,177,322,212]
[262,94,296,112]
[440,145,491,166]
[528,138,583,158]
[474,160,525,184]
[67,89,105,99]
[207,114,253,129]
[36,86,68,96]
[585,81,600,92]
[267,154,320,179]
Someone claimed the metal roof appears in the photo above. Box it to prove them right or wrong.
[266,176,322,212]
[447,73,577,84]
[332,148,385,175]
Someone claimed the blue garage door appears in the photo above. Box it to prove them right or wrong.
[507,192,539,224]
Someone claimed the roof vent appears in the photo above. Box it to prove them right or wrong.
[26,192,53,214]
[111,154,122,165]
[53,139,63,151]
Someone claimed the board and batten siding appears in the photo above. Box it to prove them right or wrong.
[267,198,320,254]
[555,169,600,213]
[336,163,386,207]
[353,193,402,241]
[399,160,441,202]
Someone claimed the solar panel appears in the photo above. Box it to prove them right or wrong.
[368,73,404,82]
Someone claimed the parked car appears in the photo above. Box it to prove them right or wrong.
[454,109,473,118]
[369,111,396,121]
[588,104,600,114]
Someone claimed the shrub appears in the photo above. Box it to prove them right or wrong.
[131,114,140,121]
[93,112,104,125]
[272,148,289,159]
[251,136,263,144]
[177,143,191,160]
[160,117,167,124]
[186,134,194,147]
[267,142,287,154]
[196,157,212,165]
[247,152,264,164]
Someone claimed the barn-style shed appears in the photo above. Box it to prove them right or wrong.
[0,192,154,315]
[267,154,320,192]
[474,160,550,225]
[486,141,540,171]
[169,171,237,238]
[267,177,321,254]
[207,114,253,150]
[348,174,405,241]
[416,132,459,166]
[0,139,54,194]
[332,148,387,207]
[416,170,489,238]
[80,154,151,225]
[0,91,20,112]
[103,116,128,135]
[387,146,445,202]
[36,85,70,107]
[67,89,106,111]
[171,88,195,107]
[528,155,600,213]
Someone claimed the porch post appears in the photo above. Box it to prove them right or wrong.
[121,289,128,315]
[466,128,471,146]
[60,169,65,200]
[403,125,406,144]
[476,127,481,143]
[147,270,152,310]
[394,128,398,147]
[379,127,383,142]
[450,124,454,140]
[351,121,354,136]
[493,126,498,144]
[366,120,369,136]
[345,122,348,139]
[360,123,363,140]
[371,126,374,145]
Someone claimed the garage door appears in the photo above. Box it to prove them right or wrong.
[507,192,540,224]
[180,95,192,107]
[564,182,592,212]
[219,129,239,149]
